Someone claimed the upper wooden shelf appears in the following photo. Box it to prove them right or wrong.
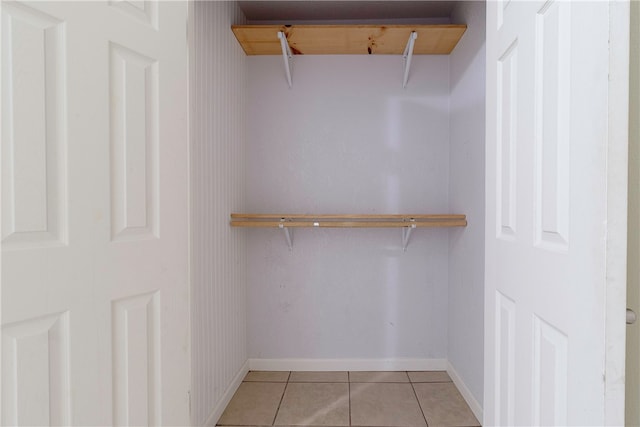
[231,25,467,55]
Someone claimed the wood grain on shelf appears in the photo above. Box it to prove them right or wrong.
[231,25,467,55]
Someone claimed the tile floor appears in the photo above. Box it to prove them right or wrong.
[217,371,481,427]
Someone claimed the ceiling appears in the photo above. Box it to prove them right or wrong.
[237,1,459,23]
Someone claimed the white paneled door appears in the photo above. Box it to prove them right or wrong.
[485,1,628,426]
[1,1,189,425]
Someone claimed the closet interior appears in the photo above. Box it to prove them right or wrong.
[189,1,486,425]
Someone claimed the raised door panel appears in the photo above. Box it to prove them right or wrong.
[109,43,159,241]
[533,0,571,251]
[1,312,71,426]
[108,0,158,30]
[532,316,568,426]
[494,292,515,426]
[112,292,160,426]
[496,40,518,240]
[1,2,67,249]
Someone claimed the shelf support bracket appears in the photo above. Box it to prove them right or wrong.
[402,220,416,251]
[277,31,293,88]
[279,219,293,250]
[402,31,418,89]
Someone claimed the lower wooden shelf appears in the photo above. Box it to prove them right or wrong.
[230,213,467,250]
[230,213,467,228]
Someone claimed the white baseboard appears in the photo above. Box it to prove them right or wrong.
[203,360,249,426]
[447,362,483,425]
[248,358,448,372]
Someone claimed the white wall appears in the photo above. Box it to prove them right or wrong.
[246,55,452,361]
[448,0,486,408]
[189,2,248,425]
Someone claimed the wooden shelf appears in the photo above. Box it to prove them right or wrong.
[231,214,466,250]
[231,25,467,55]
[230,214,467,228]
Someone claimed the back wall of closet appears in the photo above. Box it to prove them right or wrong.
[246,54,452,362]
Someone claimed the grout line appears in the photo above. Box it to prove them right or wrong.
[288,381,350,384]
[411,381,430,427]
[348,371,352,426]
[410,380,454,384]
[271,377,290,426]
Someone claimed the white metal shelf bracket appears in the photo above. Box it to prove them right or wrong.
[279,219,293,250]
[402,219,417,251]
[402,32,418,88]
[277,31,293,88]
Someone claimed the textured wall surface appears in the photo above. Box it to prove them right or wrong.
[246,55,452,360]
[189,2,248,425]
[448,0,486,407]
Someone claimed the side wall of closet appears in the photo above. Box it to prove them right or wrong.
[448,1,486,408]
[190,2,248,425]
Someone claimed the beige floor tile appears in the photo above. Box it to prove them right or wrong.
[413,382,480,427]
[289,371,349,383]
[217,382,286,426]
[244,370,290,382]
[350,383,427,426]
[274,383,350,426]
[349,371,409,383]
[408,371,452,383]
